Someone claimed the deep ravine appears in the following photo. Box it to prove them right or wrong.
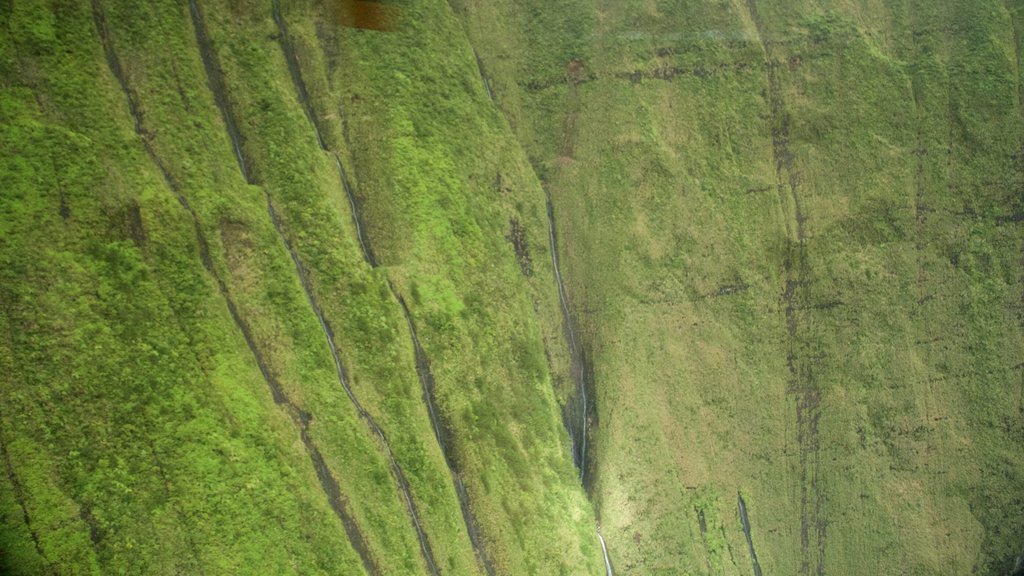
[94,1,380,573]
[546,187,613,576]
[543,187,590,486]
[469,34,611,573]
[447,16,594,492]
[190,1,438,574]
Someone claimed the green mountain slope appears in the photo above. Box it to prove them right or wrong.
[1,0,1021,575]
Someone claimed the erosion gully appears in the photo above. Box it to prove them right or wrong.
[745,0,826,574]
[93,1,381,572]
[468,32,609,574]
[543,187,590,487]
[738,493,763,576]
[193,0,444,572]
[440,24,611,572]
[0,407,54,575]
[472,48,495,102]
[536,61,612,574]
[270,4,494,573]
[544,184,612,576]
[190,0,440,573]
[92,1,380,569]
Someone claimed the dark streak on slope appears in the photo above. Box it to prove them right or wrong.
[738,493,763,576]
[397,294,496,576]
[336,155,379,266]
[473,48,495,101]
[695,508,715,575]
[0,410,56,576]
[183,2,382,574]
[545,185,594,489]
[546,189,613,570]
[188,0,249,182]
[271,0,324,149]
[458,20,612,567]
[272,0,377,266]
[267,201,439,576]
[272,6,499,572]
[441,0,493,103]
[191,0,425,571]
[744,2,826,574]
[270,6,468,575]
[90,4,216,571]
[453,18,598,493]
[546,58,599,493]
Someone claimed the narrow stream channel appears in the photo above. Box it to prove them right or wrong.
[738,493,763,576]
[544,187,589,486]
[190,2,439,574]
[270,201,439,576]
[95,3,379,572]
[270,0,378,269]
[545,187,612,576]
[270,4,492,572]
[397,294,495,576]
[472,48,495,101]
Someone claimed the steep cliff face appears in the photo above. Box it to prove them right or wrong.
[457,0,1024,573]
[0,0,1021,575]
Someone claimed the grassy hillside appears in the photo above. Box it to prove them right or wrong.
[1,0,1022,575]
[0,0,598,573]
[457,0,1024,573]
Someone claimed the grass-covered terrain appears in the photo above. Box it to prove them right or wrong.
[457,0,1024,573]
[1,0,1021,574]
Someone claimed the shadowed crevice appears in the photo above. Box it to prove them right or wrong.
[272,0,378,267]
[267,4,444,573]
[738,493,764,576]
[147,2,382,573]
[0,412,56,576]
[545,182,611,574]
[266,196,439,576]
[188,0,250,182]
[396,293,496,576]
[473,48,495,101]
[544,186,595,491]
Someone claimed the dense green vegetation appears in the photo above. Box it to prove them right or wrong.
[458,0,1024,573]
[1,0,1021,574]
